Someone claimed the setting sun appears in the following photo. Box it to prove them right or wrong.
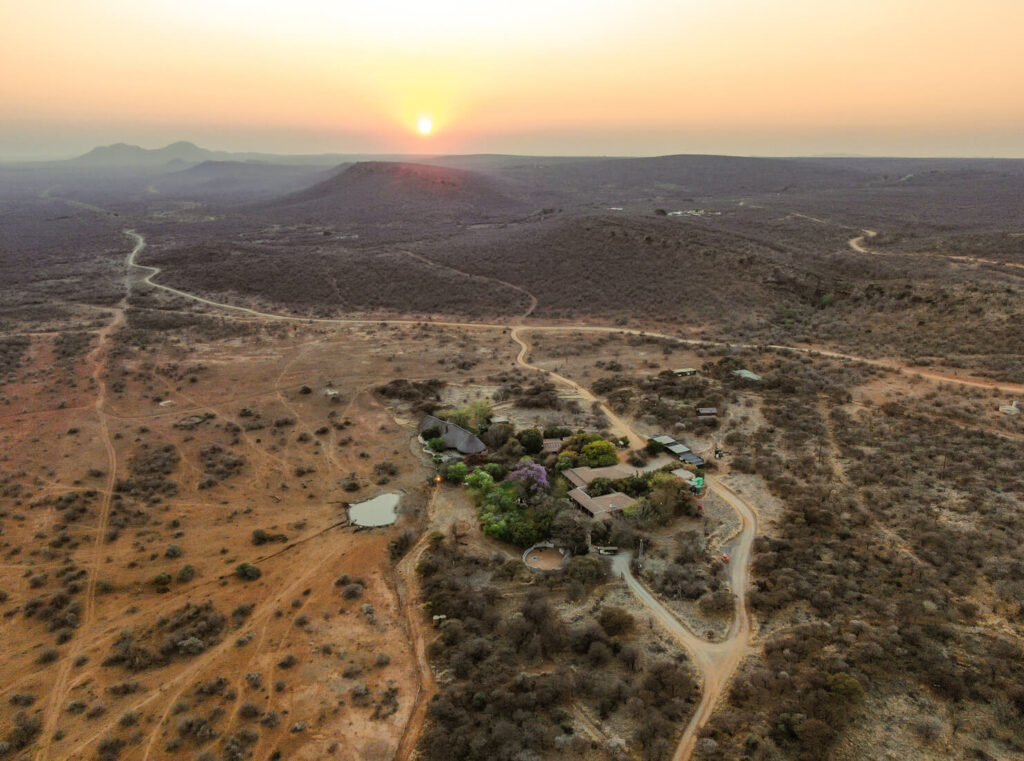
[417,116,433,135]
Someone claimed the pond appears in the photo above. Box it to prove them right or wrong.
[348,492,401,527]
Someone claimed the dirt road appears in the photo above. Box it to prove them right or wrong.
[125,230,1024,395]
[515,327,759,761]
[391,515,438,761]
[849,227,1024,273]
[112,229,1020,759]
[510,328,644,448]
[602,477,758,760]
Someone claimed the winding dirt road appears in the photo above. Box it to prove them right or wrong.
[849,227,1024,273]
[113,229,1023,760]
[126,231,1024,395]
[513,330,759,760]
[510,328,644,448]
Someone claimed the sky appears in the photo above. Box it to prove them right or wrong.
[2,0,1023,159]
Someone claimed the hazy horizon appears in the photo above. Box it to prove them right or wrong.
[3,1,1023,160]
[6,137,1024,164]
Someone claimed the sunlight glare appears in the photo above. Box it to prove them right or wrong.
[417,116,433,135]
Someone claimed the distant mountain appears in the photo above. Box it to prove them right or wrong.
[256,161,534,225]
[153,160,332,202]
[72,141,219,167]
[483,154,876,202]
[69,141,401,169]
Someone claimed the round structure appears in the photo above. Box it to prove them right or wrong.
[523,542,570,571]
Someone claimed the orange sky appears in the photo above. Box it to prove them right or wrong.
[2,0,1023,158]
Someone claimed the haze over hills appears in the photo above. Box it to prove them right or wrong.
[252,160,539,225]
[67,140,404,168]
[151,160,333,202]
[3,139,1024,761]
[6,3,1024,760]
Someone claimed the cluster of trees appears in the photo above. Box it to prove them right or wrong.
[416,537,698,761]
[104,601,228,671]
[434,401,493,432]
[52,331,93,360]
[197,444,245,489]
[375,378,446,415]
[116,307,254,350]
[115,442,180,505]
[495,380,563,410]
[552,433,619,469]
[702,357,1024,759]
[438,415,696,547]
[146,240,527,319]
[595,370,724,434]
[462,464,560,547]
[0,335,30,379]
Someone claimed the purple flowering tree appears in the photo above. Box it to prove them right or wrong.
[505,462,549,495]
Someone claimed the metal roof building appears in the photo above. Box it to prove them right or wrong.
[679,452,706,467]
[732,369,762,381]
[417,415,486,454]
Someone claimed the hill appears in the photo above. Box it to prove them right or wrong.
[480,154,872,204]
[152,160,331,202]
[420,213,841,323]
[69,141,417,169]
[72,140,217,167]
[254,161,536,226]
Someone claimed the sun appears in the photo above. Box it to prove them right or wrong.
[416,116,433,135]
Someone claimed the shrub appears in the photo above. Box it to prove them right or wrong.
[598,606,635,637]
[235,564,261,581]
[518,428,544,455]
[239,702,261,719]
[579,440,618,467]
[445,462,468,483]
[566,556,608,584]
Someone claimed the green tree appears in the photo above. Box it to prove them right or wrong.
[518,428,544,455]
[579,440,617,467]
[645,439,666,455]
[445,462,468,484]
[437,407,471,429]
[647,472,694,522]
[465,400,493,429]
[465,467,494,491]
[827,673,864,703]
[235,563,262,581]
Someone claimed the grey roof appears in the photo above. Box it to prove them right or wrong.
[732,369,762,381]
[697,407,718,415]
[667,443,691,455]
[678,452,706,467]
[418,415,486,454]
[652,435,676,445]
